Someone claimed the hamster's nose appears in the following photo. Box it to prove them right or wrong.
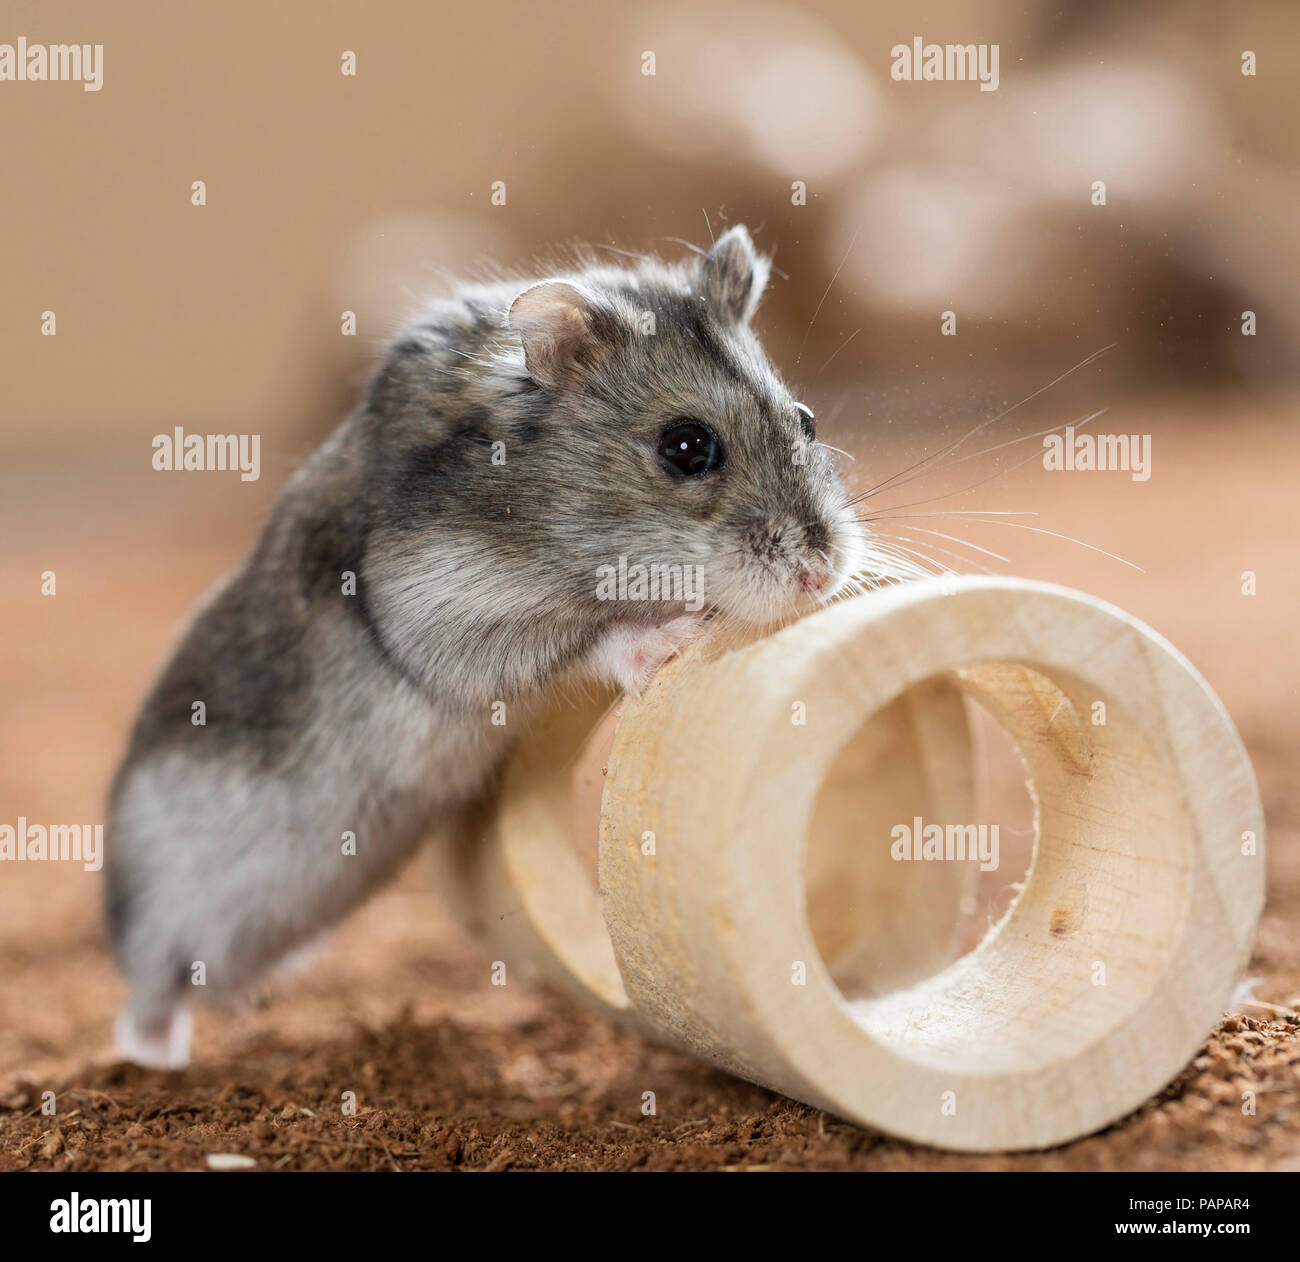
[797,561,833,594]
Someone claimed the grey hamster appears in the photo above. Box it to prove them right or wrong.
[104,225,878,1068]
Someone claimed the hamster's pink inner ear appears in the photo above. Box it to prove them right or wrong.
[507,281,597,391]
[699,224,772,325]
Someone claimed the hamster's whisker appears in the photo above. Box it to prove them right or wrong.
[849,537,942,583]
[817,327,862,376]
[893,514,1145,572]
[582,242,654,263]
[655,235,708,257]
[886,524,1011,565]
[845,407,1107,511]
[842,344,1117,508]
[864,509,1036,519]
[869,529,1002,574]
[877,546,954,576]
[796,225,860,367]
[863,541,950,577]
[849,437,1055,517]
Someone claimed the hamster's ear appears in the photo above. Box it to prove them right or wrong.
[507,281,602,391]
[699,225,771,325]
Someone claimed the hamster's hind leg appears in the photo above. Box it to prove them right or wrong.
[114,995,193,1071]
[106,736,429,1069]
[106,851,194,1069]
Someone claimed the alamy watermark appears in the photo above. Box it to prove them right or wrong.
[0,38,103,91]
[50,1194,150,1242]
[890,38,999,92]
[1,818,102,871]
[1043,425,1151,481]
[595,556,706,613]
[152,427,261,481]
[891,815,999,872]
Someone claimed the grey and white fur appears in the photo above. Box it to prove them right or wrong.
[105,226,888,1068]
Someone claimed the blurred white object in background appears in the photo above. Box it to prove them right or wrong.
[968,58,1228,206]
[838,165,1035,318]
[619,0,882,180]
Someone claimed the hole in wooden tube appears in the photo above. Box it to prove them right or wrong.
[557,670,1026,1004]
[804,659,1193,1077]
[549,672,1000,1022]
[803,677,974,997]
[805,686,1036,1000]
[570,679,988,1002]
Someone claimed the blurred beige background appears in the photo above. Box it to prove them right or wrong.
[2,0,1298,470]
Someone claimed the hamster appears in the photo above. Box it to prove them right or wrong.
[104,225,883,1068]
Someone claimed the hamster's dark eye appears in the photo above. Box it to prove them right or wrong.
[794,401,816,441]
[657,420,725,477]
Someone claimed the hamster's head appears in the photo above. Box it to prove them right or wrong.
[504,225,886,627]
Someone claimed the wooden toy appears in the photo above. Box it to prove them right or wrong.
[437,577,1264,1151]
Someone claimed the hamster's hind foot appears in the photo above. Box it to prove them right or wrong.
[114,1003,192,1070]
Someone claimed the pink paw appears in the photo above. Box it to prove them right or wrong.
[114,1004,192,1070]
[587,615,705,695]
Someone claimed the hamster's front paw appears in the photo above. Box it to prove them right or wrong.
[587,614,706,695]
